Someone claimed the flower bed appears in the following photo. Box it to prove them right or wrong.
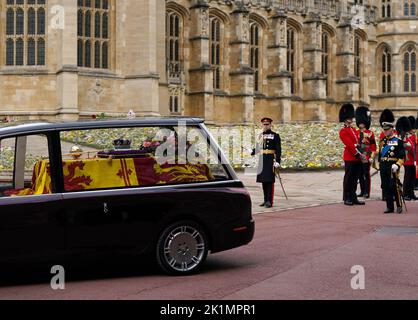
[0,146,14,170]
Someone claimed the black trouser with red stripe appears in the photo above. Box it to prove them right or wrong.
[404,165,416,198]
[262,182,275,205]
[380,162,402,211]
[359,162,371,196]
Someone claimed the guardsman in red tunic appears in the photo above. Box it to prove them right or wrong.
[403,116,417,200]
[355,106,377,199]
[339,104,366,206]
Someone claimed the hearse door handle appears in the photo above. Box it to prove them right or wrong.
[103,202,109,214]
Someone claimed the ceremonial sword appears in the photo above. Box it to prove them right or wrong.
[393,171,408,213]
[275,167,289,200]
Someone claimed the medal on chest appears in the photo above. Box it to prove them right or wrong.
[387,140,398,146]
[264,134,275,140]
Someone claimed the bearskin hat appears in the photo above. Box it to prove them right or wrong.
[379,109,395,128]
[408,116,416,130]
[355,106,372,129]
[339,104,355,123]
[396,116,412,135]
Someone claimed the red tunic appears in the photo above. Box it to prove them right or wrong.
[416,133,418,178]
[340,126,361,162]
[404,133,416,166]
[356,129,377,161]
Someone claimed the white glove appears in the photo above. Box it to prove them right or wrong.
[405,142,412,148]
[274,161,280,169]
[392,164,399,173]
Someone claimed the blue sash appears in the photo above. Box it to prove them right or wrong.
[381,137,397,158]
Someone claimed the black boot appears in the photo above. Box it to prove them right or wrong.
[384,208,394,214]
[353,198,366,205]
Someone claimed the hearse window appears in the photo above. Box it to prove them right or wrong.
[0,135,52,197]
[59,125,229,192]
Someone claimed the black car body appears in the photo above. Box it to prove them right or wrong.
[0,119,254,275]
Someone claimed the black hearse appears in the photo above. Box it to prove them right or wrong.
[0,119,254,275]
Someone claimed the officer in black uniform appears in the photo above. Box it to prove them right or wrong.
[379,117,406,214]
[252,118,282,208]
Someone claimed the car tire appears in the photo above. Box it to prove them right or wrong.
[156,220,209,275]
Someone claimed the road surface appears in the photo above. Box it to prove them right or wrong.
[0,200,417,300]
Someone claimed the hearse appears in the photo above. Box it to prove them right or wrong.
[0,118,254,275]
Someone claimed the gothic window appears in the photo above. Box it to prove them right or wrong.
[95,12,101,38]
[6,39,14,66]
[250,22,261,93]
[78,0,110,69]
[5,0,46,66]
[166,10,182,79]
[210,17,222,90]
[354,36,361,78]
[354,34,364,98]
[321,32,330,97]
[37,7,45,35]
[404,1,417,16]
[28,8,35,34]
[404,46,417,92]
[78,10,83,37]
[382,0,391,18]
[381,47,392,93]
[287,27,296,95]
[84,40,91,68]
[77,39,83,67]
[27,38,35,65]
[85,11,91,37]
[6,8,14,35]
[102,42,108,69]
[16,38,24,65]
[169,95,180,114]
[94,41,100,68]
[37,37,45,65]
[102,13,108,38]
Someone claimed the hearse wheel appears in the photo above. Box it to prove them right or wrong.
[156,220,208,275]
